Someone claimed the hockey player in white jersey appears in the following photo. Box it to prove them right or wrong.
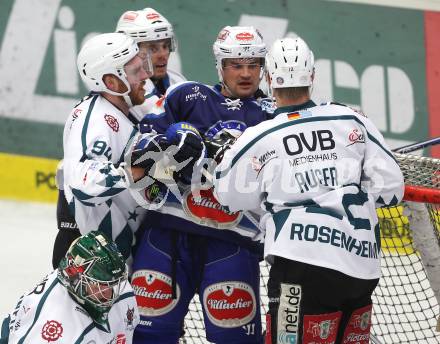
[116,7,186,119]
[52,8,186,269]
[214,37,404,344]
[59,33,153,265]
[0,231,139,343]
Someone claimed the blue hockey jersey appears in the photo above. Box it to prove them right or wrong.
[140,82,270,252]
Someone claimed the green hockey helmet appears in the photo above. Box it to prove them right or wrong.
[58,231,127,320]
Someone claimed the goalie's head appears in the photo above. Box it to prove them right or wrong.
[77,32,153,99]
[265,36,314,90]
[58,231,127,321]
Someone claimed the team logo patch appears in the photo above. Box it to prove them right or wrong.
[104,114,119,132]
[123,12,138,21]
[217,29,230,42]
[115,333,127,344]
[41,320,63,342]
[235,32,254,41]
[183,188,243,229]
[342,305,372,343]
[131,270,180,316]
[347,128,365,146]
[125,306,137,330]
[203,281,256,328]
[303,312,341,343]
[276,77,284,85]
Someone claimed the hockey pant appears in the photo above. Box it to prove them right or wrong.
[266,257,378,344]
[131,226,263,343]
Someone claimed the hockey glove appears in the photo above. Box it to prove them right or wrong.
[131,133,170,178]
[165,122,206,185]
[204,130,238,163]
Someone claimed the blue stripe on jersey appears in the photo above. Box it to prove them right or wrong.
[18,278,59,343]
[216,115,396,179]
[116,291,135,303]
[80,94,99,161]
[74,323,95,344]
[0,315,10,343]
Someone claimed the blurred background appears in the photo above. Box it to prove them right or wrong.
[0,0,439,315]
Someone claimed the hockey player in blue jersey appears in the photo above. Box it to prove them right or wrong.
[214,36,404,344]
[130,26,269,343]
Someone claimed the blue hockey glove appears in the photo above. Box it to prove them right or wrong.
[131,133,170,175]
[166,122,205,184]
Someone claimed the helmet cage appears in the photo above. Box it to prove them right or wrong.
[58,231,128,314]
[116,8,177,51]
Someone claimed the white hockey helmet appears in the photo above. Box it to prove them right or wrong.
[77,32,147,96]
[265,36,314,89]
[116,8,176,51]
[213,26,267,82]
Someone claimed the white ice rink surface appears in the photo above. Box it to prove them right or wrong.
[0,199,56,318]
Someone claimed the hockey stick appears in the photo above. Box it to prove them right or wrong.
[392,137,440,154]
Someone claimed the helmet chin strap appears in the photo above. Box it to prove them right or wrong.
[123,94,134,108]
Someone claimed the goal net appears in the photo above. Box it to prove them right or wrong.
[182,152,440,343]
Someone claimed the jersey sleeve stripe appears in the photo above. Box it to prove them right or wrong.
[81,95,99,158]
[18,278,59,344]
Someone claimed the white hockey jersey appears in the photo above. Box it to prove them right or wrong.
[214,101,404,279]
[62,93,147,261]
[1,270,139,344]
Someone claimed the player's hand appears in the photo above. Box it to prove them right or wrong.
[131,133,170,177]
[166,122,206,185]
[204,130,238,163]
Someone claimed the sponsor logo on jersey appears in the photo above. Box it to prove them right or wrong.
[236,32,254,41]
[303,312,341,343]
[259,98,276,114]
[203,281,256,328]
[217,29,230,42]
[123,12,138,21]
[41,320,63,342]
[342,305,371,343]
[252,150,278,174]
[182,188,243,229]
[347,128,365,146]
[131,270,180,316]
[74,305,89,317]
[125,306,137,330]
[277,283,301,344]
[283,130,335,156]
[221,98,243,111]
[205,120,247,140]
[185,85,207,102]
[104,114,119,132]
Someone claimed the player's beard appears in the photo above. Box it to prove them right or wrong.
[129,82,146,106]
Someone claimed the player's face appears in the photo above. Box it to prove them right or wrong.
[221,58,262,98]
[139,39,172,80]
[124,54,152,105]
[86,282,114,304]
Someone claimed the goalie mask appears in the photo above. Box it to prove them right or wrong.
[77,32,153,97]
[213,26,267,84]
[58,231,127,323]
[266,36,315,89]
[116,8,176,51]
